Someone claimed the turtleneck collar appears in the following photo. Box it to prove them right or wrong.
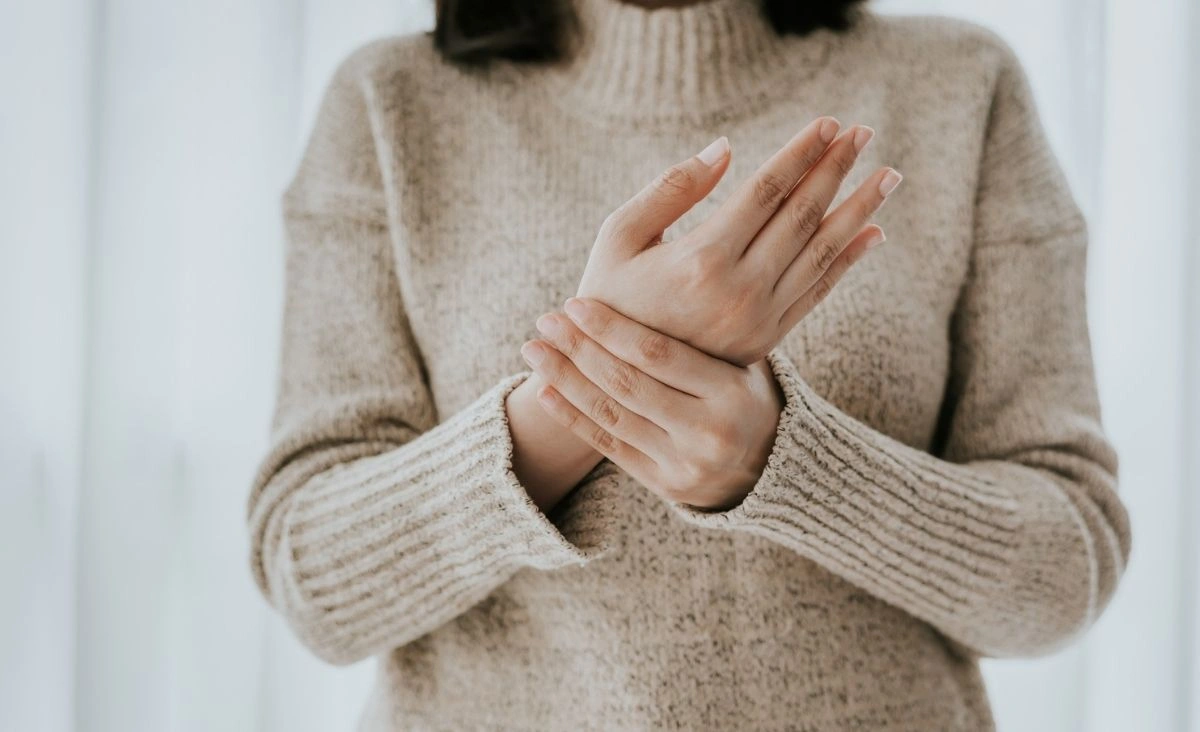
[524,0,836,130]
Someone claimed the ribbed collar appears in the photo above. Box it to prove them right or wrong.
[525,0,837,130]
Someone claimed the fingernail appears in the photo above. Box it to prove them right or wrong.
[696,135,729,166]
[878,169,903,197]
[852,126,875,153]
[521,341,546,366]
[564,297,587,321]
[866,229,887,249]
[819,117,840,143]
[535,313,561,337]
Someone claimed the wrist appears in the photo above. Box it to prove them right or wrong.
[508,374,603,473]
[737,359,785,493]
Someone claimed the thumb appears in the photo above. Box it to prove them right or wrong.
[603,135,730,252]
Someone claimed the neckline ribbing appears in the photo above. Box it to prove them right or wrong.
[519,0,838,131]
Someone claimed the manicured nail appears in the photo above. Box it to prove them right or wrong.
[866,229,887,249]
[852,126,875,153]
[697,136,729,166]
[878,168,903,197]
[819,117,840,143]
[521,341,546,366]
[563,297,587,321]
[535,313,561,337]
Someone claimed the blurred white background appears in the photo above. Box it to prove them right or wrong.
[2,0,1197,730]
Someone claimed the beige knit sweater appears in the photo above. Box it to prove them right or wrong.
[246,0,1132,728]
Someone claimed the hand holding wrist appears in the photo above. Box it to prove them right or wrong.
[519,298,783,511]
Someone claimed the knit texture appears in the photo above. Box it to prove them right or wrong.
[246,0,1132,728]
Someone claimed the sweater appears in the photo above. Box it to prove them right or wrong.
[246,0,1133,728]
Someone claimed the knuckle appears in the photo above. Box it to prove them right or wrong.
[594,316,617,340]
[557,326,584,357]
[680,462,710,495]
[591,395,621,428]
[591,426,618,453]
[682,246,721,283]
[787,195,825,237]
[685,459,711,486]
[599,209,630,242]
[655,165,696,198]
[812,236,843,272]
[810,274,835,304]
[698,424,735,458]
[724,287,768,327]
[725,285,756,318]
[753,172,792,211]
[603,361,639,399]
[637,333,674,365]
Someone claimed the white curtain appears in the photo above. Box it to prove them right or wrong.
[1,0,1196,730]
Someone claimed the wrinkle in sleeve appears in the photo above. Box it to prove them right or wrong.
[660,36,1131,659]
[246,48,612,667]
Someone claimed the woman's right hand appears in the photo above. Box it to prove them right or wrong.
[574,116,902,367]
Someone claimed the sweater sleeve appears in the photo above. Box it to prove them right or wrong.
[662,37,1132,659]
[246,45,612,667]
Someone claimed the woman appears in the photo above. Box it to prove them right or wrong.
[246,0,1132,728]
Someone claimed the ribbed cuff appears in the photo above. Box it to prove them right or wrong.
[277,372,611,656]
[663,350,1034,632]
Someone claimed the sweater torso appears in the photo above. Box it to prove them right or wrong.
[252,0,1127,729]
[361,7,993,729]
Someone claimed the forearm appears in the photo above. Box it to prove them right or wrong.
[251,374,609,665]
[506,372,605,512]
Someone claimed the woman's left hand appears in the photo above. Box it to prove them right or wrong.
[520,297,784,511]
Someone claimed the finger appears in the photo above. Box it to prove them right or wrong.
[602,135,731,253]
[535,312,692,429]
[562,297,742,397]
[533,384,662,488]
[744,124,875,279]
[694,116,840,253]
[520,339,671,461]
[774,167,901,298]
[778,224,885,333]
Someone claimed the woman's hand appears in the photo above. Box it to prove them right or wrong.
[576,116,901,366]
[519,297,784,511]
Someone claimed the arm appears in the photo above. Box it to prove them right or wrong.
[527,39,1131,659]
[663,42,1131,658]
[246,47,612,666]
[512,117,889,500]
[506,373,605,510]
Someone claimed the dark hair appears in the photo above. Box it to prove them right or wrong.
[432,0,867,65]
